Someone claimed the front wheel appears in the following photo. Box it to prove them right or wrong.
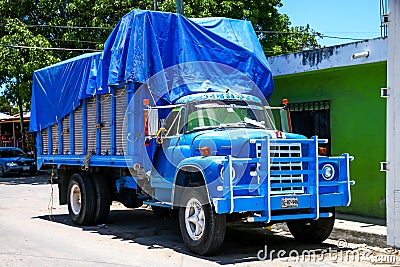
[179,189,226,255]
[287,208,335,244]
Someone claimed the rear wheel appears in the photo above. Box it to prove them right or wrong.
[287,208,335,244]
[67,173,96,225]
[91,174,111,224]
[179,189,226,255]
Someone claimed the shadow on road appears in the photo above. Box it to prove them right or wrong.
[0,173,51,186]
[35,207,338,265]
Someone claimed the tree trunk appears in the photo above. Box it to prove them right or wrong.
[16,86,25,151]
[18,100,25,150]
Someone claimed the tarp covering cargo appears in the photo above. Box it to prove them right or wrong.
[30,9,274,132]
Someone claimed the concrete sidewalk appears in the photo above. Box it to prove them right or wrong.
[331,213,387,247]
[273,213,388,248]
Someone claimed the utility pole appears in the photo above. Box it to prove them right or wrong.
[176,0,183,14]
[386,0,400,247]
[154,0,183,14]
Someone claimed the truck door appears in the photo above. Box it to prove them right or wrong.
[153,107,187,183]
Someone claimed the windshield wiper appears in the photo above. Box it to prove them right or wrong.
[189,125,219,132]
[219,122,246,128]
[243,117,266,128]
[219,119,265,129]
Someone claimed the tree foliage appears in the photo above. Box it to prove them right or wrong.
[0,18,59,148]
[0,0,319,113]
[0,19,59,104]
[0,0,319,58]
[157,0,320,55]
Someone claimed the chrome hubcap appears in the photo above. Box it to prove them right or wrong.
[70,184,81,215]
[185,198,205,241]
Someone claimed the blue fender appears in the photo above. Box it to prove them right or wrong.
[174,156,226,201]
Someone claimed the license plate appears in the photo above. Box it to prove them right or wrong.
[281,197,298,208]
[23,166,30,171]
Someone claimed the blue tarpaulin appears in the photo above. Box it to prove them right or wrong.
[30,10,274,132]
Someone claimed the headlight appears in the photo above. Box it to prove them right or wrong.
[220,165,236,180]
[322,164,335,180]
[6,162,18,167]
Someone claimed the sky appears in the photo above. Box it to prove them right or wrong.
[279,0,384,47]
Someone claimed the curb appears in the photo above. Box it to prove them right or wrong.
[273,220,387,248]
[330,225,387,248]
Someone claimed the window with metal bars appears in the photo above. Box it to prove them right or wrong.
[288,100,331,155]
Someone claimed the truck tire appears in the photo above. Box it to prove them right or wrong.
[91,174,111,224]
[67,173,96,225]
[287,208,335,244]
[179,189,226,255]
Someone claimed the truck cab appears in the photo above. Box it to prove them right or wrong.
[142,92,353,255]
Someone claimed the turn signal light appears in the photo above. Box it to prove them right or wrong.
[319,147,327,156]
[200,146,210,157]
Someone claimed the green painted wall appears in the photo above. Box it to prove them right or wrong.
[270,62,387,218]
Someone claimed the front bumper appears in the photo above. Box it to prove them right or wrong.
[212,136,354,223]
[5,165,36,175]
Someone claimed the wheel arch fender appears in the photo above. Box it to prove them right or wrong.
[172,156,225,207]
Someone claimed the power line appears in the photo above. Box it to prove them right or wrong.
[3,23,374,42]
[26,24,112,30]
[323,31,380,34]
[1,44,102,52]
[256,30,370,41]
[52,39,104,45]
[256,30,313,35]
[0,23,112,30]
[319,35,367,41]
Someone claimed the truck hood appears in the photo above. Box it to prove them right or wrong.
[190,128,306,157]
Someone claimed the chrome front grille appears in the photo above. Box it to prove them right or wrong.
[257,142,304,195]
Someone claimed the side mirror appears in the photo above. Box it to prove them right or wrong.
[280,99,292,133]
[144,109,159,136]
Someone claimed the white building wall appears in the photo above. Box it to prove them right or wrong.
[386,0,400,248]
[268,38,387,76]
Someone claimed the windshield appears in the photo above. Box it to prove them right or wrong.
[164,106,185,136]
[0,149,26,158]
[186,100,276,132]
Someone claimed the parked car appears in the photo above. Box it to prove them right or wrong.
[0,147,37,177]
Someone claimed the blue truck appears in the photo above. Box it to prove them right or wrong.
[30,10,353,255]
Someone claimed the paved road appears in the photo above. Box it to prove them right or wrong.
[0,174,396,266]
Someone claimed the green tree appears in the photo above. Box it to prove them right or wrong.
[0,0,319,58]
[0,0,155,59]
[0,95,12,114]
[0,19,59,149]
[157,0,320,55]
[0,0,319,149]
